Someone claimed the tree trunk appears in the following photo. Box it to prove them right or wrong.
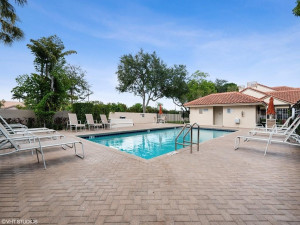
[142,97,146,113]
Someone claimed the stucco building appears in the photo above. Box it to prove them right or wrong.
[185,82,300,128]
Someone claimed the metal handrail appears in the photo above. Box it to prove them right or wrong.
[175,123,200,153]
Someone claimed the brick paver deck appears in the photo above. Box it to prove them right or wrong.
[0,124,299,225]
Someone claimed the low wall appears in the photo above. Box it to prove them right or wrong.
[0,109,36,120]
[109,112,157,124]
[109,112,184,124]
[0,109,70,125]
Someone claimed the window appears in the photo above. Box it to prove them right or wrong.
[227,108,232,114]
[276,108,289,120]
[199,109,208,114]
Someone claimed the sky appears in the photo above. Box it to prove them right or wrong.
[0,0,299,109]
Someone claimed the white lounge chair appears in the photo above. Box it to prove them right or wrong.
[234,121,300,155]
[0,124,64,150]
[67,113,85,132]
[158,115,166,123]
[85,114,103,130]
[249,116,300,136]
[0,115,53,135]
[253,116,294,132]
[0,124,84,169]
[100,114,112,129]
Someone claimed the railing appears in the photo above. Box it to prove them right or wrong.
[175,123,200,153]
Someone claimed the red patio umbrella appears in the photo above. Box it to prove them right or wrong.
[159,105,163,114]
[267,97,276,117]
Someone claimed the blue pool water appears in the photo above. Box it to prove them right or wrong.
[84,128,233,159]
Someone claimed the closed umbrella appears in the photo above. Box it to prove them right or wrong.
[159,105,163,115]
[267,97,276,118]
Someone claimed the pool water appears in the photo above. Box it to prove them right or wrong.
[84,128,233,159]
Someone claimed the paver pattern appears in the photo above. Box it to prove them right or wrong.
[0,124,299,225]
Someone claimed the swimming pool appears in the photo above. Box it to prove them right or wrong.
[82,128,233,159]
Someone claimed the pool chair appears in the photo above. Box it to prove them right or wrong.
[67,113,86,132]
[85,114,103,130]
[234,121,300,155]
[249,116,300,136]
[100,114,113,129]
[158,115,166,124]
[0,124,84,169]
[253,116,294,132]
[0,115,54,135]
[0,124,64,150]
[0,115,27,129]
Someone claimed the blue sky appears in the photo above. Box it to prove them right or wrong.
[1,0,299,109]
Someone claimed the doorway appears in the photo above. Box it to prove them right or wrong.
[213,106,223,126]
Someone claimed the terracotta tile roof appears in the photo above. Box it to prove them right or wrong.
[184,92,264,106]
[264,90,300,104]
[271,86,300,91]
[1,101,25,109]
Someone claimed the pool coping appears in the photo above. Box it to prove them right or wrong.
[76,125,237,163]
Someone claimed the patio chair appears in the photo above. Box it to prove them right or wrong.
[158,115,166,124]
[67,113,85,132]
[85,114,103,130]
[0,115,52,135]
[100,114,112,129]
[249,116,300,136]
[0,124,64,150]
[234,120,300,155]
[253,116,294,132]
[0,124,84,169]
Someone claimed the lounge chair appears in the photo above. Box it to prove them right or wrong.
[0,124,84,169]
[100,114,112,129]
[85,114,103,130]
[67,113,85,132]
[158,115,166,123]
[234,120,300,155]
[253,116,294,132]
[0,124,64,150]
[0,115,52,135]
[249,116,300,136]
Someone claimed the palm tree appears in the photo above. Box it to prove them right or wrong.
[0,0,27,45]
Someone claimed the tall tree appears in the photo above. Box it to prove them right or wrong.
[0,0,27,45]
[293,0,300,16]
[214,79,228,93]
[164,65,189,111]
[64,64,91,103]
[11,35,86,126]
[116,49,169,113]
[27,35,77,91]
[186,71,216,101]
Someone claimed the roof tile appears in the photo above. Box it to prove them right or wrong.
[184,92,264,106]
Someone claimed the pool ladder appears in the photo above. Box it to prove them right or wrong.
[175,123,200,153]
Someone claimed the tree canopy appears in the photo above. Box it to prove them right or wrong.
[11,35,91,126]
[116,49,170,113]
[0,0,27,45]
[293,0,300,16]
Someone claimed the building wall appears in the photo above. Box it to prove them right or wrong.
[189,105,257,128]
[253,84,275,92]
[189,107,213,126]
[263,96,289,106]
[223,105,257,128]
[242,89,266,98]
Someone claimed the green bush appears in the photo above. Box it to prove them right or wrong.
[72,102,94,122]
